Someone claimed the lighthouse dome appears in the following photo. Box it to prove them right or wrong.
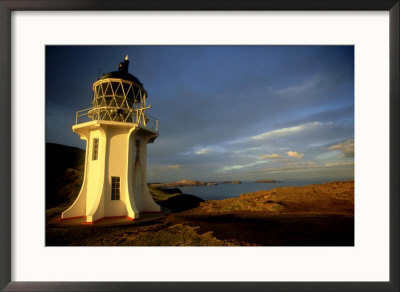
[99,55,144,87]
[99,71,143,87]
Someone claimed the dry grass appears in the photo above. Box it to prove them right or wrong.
[198,181,354,215]
[148,186,182,202]
[118,224,233,246]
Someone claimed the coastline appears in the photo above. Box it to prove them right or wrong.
[148,178,281,188]
[166,179,349,201]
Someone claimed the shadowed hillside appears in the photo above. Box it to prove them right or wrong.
[46,143,85,208]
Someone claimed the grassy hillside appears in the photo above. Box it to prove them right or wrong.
[198,181,354,215]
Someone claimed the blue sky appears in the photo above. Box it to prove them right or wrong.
[46,46,354,182]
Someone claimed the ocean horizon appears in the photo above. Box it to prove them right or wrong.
[177,179,353,200]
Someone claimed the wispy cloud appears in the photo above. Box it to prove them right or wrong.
[192,145,226,155]
[259,153,283,160]
[258,161,354,174]
[328,139,354,158]
[218,161,267,172]
[259,151,304,160]
[324,161,354,167]
[195,148,215,155]
[285,161,317,167]
[241,121,325,142]
[277,74,323,97]
[150,164,185,170]
[286,151,304,159]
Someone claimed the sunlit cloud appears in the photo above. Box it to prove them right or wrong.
[286,151,304,159]
[329,139,354,158]
[218,161,267,172]
[324,161,354,167]
[259,153,283,160]
[232,121,327,143]
[195,148,215,155]
[192,145,226,155]
[231,147,263,155]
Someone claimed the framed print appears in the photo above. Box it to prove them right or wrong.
[1,1,399,291]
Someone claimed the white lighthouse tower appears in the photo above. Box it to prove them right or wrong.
[61,56,161,224]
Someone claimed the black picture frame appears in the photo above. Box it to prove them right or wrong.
[1,1,398,291]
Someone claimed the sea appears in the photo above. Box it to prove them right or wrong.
[177,180,335,201]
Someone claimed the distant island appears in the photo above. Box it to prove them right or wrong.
[149,179,242,187]
[150,179,279,186]
[254,179,279,183]
[222,180,241,184]
[149,180,208,188]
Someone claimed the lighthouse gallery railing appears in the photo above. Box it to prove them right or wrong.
[75,108,158,132]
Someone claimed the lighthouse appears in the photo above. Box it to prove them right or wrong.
[61,56,161,224]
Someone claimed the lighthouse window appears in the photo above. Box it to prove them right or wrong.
[111,176,120,200]
[92,138,99,160]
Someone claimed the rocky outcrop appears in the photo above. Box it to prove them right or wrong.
[222,180,241,184]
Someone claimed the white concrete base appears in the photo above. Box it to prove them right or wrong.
[61,120,160,223]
